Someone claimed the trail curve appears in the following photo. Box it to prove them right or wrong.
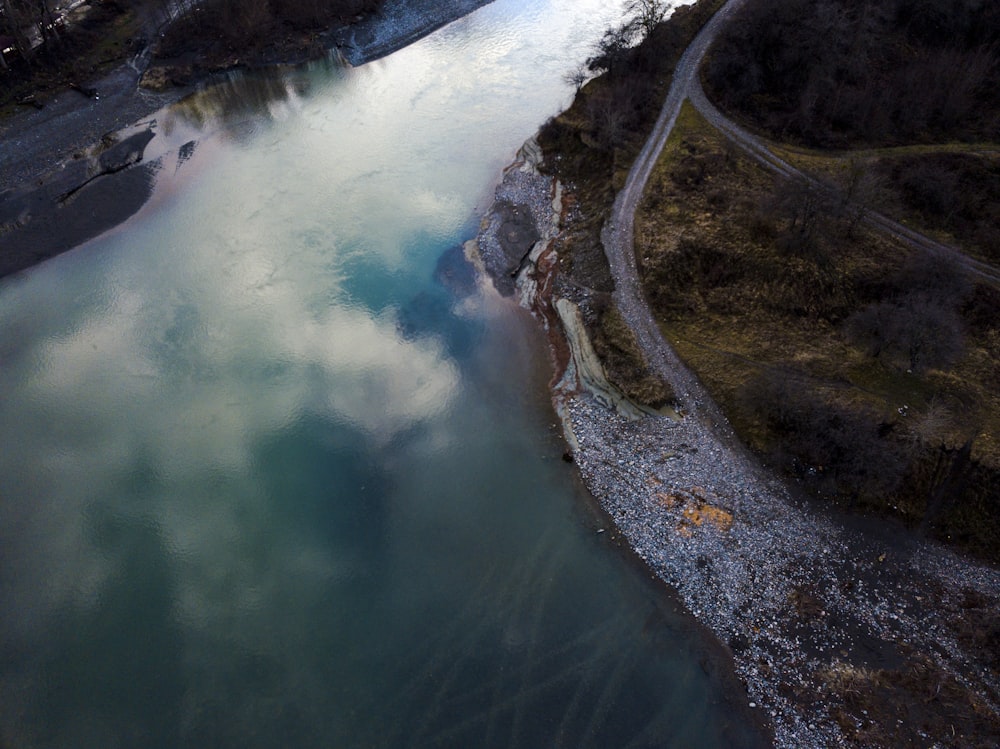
[600,0,748,428]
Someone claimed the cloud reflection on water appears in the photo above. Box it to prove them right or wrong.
[0,3,764,747]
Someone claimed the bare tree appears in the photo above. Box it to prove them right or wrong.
[845,292,965,373]
[587,20,636,75]
[838,158,884,237]
[588,87,627,150]
[563,62,588,95]
[625,0,669,40]
[762,175,835,264]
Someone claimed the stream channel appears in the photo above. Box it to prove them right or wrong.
[0,1,768,746]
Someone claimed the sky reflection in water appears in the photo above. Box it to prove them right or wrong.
[0,2,767,747]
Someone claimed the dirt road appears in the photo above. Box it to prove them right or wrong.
[600,0,748,427]
[572,1,1000,745]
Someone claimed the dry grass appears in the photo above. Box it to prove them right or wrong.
[592,306,674,407]
[537,0,730,411]
[816,657,1000,747]
[764,144,1000,267]
[636,102,1000,560]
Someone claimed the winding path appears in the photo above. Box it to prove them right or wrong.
[475,4,1000,744]
[584,4,1000,743]
[602,0,1000,413]
[687,77,1000,287]
[600,0,748,428]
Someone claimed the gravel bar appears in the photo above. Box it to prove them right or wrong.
[476,137,1000,748]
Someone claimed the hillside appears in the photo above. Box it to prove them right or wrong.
[538,0,1000,562]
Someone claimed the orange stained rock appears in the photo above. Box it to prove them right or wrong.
[683,502,734,533]
[655,488,734,535]
[656,491,682,509]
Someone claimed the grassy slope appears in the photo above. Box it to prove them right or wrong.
[533,3,1000,735]
[636,102,1000,561]
[536,0,999,562]
[763,141,1000,267]
[536,0,726,409]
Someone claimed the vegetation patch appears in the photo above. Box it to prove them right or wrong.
[875,152,1000,266]
[537,0,726,409]
[704,0,1000,149]
[0,1,142,116]
[754,144,1000,268]
[636,103,1000,562]
[815,656,1000,747]
[150,0,382,83]
[947,588,1000,675]
[591,305,673,408]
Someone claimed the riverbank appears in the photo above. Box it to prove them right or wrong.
[478,0,999,743]
[476,128,1000,748]
[0,0,493,278]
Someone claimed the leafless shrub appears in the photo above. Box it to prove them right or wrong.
[563,64,589,95]
[625,0,671,40]
[844,293,965,373]
[893,249,972,305]
[912,397,956,446]
[837,159,885,237]
[761,176,835,266]
[739,372,911,499]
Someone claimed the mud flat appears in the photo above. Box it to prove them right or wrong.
[0,0,495,278]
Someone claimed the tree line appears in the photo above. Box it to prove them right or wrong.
[0,1,384,75]
[705,0,1000,147]
[157,0,382,52]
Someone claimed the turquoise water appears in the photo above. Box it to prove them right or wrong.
[0,2,767,746]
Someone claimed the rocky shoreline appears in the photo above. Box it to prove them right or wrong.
[475,139,1000,748]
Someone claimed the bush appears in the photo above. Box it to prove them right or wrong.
[845,294,965,373]
[739,373,911,501]
[759,176,836,266]
[879,153,1000,265]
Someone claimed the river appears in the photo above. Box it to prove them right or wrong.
[0,1,766,746]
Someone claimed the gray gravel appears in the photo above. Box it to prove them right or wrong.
[329,0,494,65]
[0,65,177,194]
[477,125,1000,749]
[562,390,1000,748]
